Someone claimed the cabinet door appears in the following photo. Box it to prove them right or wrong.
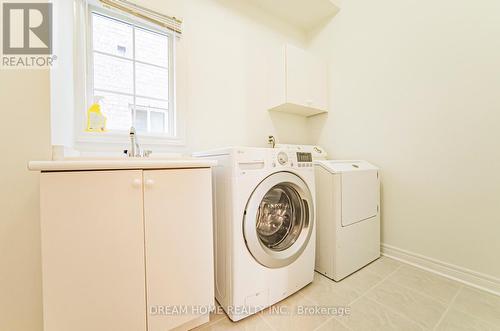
[307,54,328,111]
[143,169,214,331]
[286,44,328,112]
[286,44,312,108]
[40,170,146,331]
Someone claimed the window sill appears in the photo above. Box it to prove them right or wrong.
[76,132,186,148]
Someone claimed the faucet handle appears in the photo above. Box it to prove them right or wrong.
[143,150,152,158]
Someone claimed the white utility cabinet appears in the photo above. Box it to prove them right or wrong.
[268,44,328,117]
[35,162,215,331]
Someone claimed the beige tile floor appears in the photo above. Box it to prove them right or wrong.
[193,257,500,331]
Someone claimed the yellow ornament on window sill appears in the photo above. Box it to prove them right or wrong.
[86,96,107,132]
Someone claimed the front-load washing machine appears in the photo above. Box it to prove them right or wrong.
[194,147,316,321]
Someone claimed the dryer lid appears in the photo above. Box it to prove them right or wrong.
[315,160,378,174]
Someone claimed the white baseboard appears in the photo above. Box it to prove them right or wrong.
[381,243,500,296]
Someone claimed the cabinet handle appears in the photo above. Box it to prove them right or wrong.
[132,179,142,188]
[145,179,155,188]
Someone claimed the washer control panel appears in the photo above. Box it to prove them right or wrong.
[271,150,313,169]
[296,152,313,168]
[277,151,289,165]
[234,148,315,173]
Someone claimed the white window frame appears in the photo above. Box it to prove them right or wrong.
[75,2,183,147]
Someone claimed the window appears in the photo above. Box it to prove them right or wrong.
[87,8,175,137]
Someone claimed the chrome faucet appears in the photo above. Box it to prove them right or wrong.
[124,127,152,157]
[128,126,141,157]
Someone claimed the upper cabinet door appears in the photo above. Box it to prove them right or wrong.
[269,44,328,117]
[40,170,146,331]
[286,44,328,112]
[143,168,214,331]
[306,50,329,112]
[286,44,313,109]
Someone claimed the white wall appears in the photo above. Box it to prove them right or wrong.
[308,0,500,279]
[0,70,50,331]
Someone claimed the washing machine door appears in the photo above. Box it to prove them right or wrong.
[243,172,314,268]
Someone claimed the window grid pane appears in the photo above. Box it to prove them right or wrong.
[93,90,133,131]
[135,27,169,68]
[150,111,166,133]
[93,52,134,94]
[92,13,133,59]
[135,62,169,100]
[91,11,170,135]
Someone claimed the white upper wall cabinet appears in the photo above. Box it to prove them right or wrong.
[247,0,340,33]
[268,44,329,117]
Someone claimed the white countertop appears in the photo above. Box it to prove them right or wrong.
[28,158,217,172]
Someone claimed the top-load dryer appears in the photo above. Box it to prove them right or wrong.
[315,160,380,281]
[277,144,380,281]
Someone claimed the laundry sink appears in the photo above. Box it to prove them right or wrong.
[28,154,216,172]
[61,153,184,161]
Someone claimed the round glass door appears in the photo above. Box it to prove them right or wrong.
[244,172,314,268]
[256,184,305,251]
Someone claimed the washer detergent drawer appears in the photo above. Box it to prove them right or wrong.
[341,169,379,227]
